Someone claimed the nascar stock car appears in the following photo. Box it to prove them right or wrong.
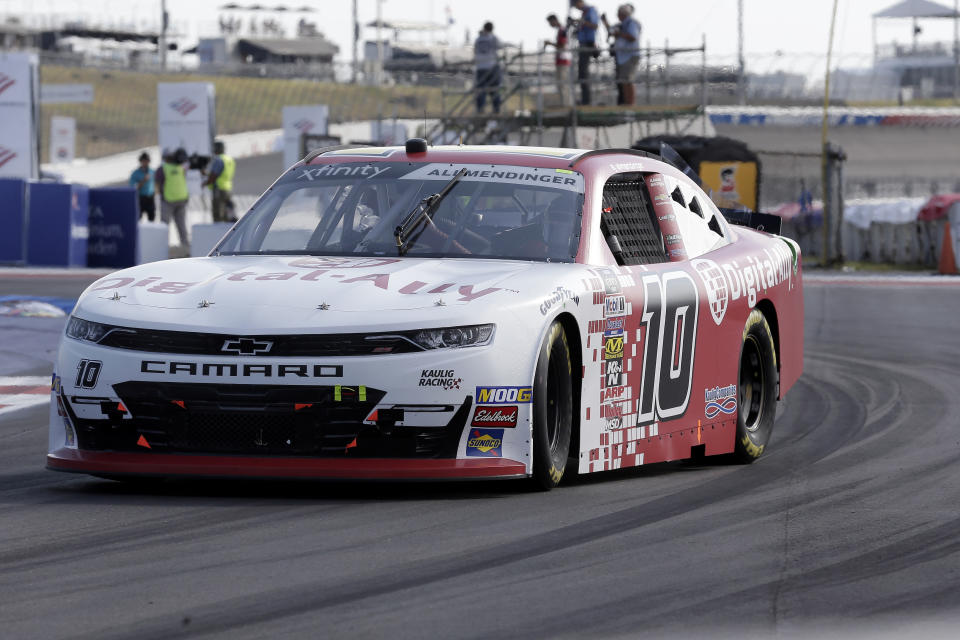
[47,139,803,489]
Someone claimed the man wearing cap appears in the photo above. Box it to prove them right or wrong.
[570,0,600,105]
[160,148,190,250]
[204,140,236,223]
[129,151,156,222]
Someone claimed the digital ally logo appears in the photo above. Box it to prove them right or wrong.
[169,97,198,116]
[466,428,503,457]
[0,146,17,170]
[692,258,729,325]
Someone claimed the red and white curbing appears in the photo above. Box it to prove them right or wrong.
[0,376,51,416]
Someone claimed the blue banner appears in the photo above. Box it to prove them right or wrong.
[0,178,27,264]
[26,182,89,267]
[87,187,138,268]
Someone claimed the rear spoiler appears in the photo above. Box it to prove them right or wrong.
[718,208,782,235]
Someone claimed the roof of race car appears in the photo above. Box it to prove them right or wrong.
[305,143,659,171]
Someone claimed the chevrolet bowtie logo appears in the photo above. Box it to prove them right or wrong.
[221,337,274,355]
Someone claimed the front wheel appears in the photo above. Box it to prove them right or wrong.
[530,321,574,490]
[732,309,778,463]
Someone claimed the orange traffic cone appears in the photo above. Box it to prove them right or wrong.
[939,221,958,275]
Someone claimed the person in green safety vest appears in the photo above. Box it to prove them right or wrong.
[156,147,191,251]
[204,139,237,223]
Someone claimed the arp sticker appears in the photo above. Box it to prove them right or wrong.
[466,428,504,457]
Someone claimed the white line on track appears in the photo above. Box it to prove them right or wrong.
[0,376,52,416]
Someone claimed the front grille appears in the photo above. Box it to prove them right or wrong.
[98,328,424,356]
[68,382,469,459]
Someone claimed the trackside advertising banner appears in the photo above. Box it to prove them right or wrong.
[282,104,328,170]
[0,52,40,179]
[157,82,215,156]
[49,116,76,164]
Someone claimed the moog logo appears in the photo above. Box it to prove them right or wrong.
[475,386,532,404]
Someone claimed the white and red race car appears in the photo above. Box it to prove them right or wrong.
[48,141,803,489]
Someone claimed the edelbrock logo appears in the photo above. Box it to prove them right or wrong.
[0,146,17,170]
[471,405,519,428]
[692,258,729,325]
[0,73,14,97]
[169,97,198,116]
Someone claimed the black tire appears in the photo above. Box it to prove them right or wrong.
[530,321,574,490]
[732,309,778,463]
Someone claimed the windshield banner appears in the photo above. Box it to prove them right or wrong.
[399,164,584,192]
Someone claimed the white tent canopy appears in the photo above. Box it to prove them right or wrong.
[874,0,959,19]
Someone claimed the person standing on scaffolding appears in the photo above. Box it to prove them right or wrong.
[474,22,502,114]
[570,0,599,106]
[609,4,641,105]
[545,14,573,107]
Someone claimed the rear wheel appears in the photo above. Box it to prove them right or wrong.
[530,321,573,490]
[733,309,778,463]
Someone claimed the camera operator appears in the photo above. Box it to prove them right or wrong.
[570,0,599,106]
[158,147,191,251]
[203,140,237,223]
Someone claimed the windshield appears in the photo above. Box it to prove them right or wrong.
[214,162,585,262]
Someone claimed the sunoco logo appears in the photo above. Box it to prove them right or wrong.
[466,428,503,457]
[0,73,14,97]
[692,259,729,325]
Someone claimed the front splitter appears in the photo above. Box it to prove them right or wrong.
[47,449,528,481]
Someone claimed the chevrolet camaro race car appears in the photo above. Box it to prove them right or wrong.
[47,140,803,489]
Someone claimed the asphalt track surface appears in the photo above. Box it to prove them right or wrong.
[2,271,960,639]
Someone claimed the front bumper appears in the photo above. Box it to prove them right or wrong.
[47,450,527,480]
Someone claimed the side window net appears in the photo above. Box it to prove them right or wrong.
[600,178,667,265]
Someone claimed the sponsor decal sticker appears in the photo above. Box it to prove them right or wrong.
[539,286,580,315]
[603,317,624,337]
[400,164,584,192]
[476,386,532,404]
[298,164,391,181]
[604,336,623,360]
[705,384,737,419]
[466,428,504,457]
[605,358,623,386]
[471,405,519,428]
[691,259,730,325]
[419,369,462,390]
[604,294,626,318]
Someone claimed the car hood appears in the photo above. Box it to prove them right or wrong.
[75,256,558,332]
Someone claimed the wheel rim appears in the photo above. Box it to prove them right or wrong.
[739,336,765,433]
[545,345,565,454]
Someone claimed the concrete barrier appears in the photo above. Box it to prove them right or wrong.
[137,222,169,264]
[190,223,234,257]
